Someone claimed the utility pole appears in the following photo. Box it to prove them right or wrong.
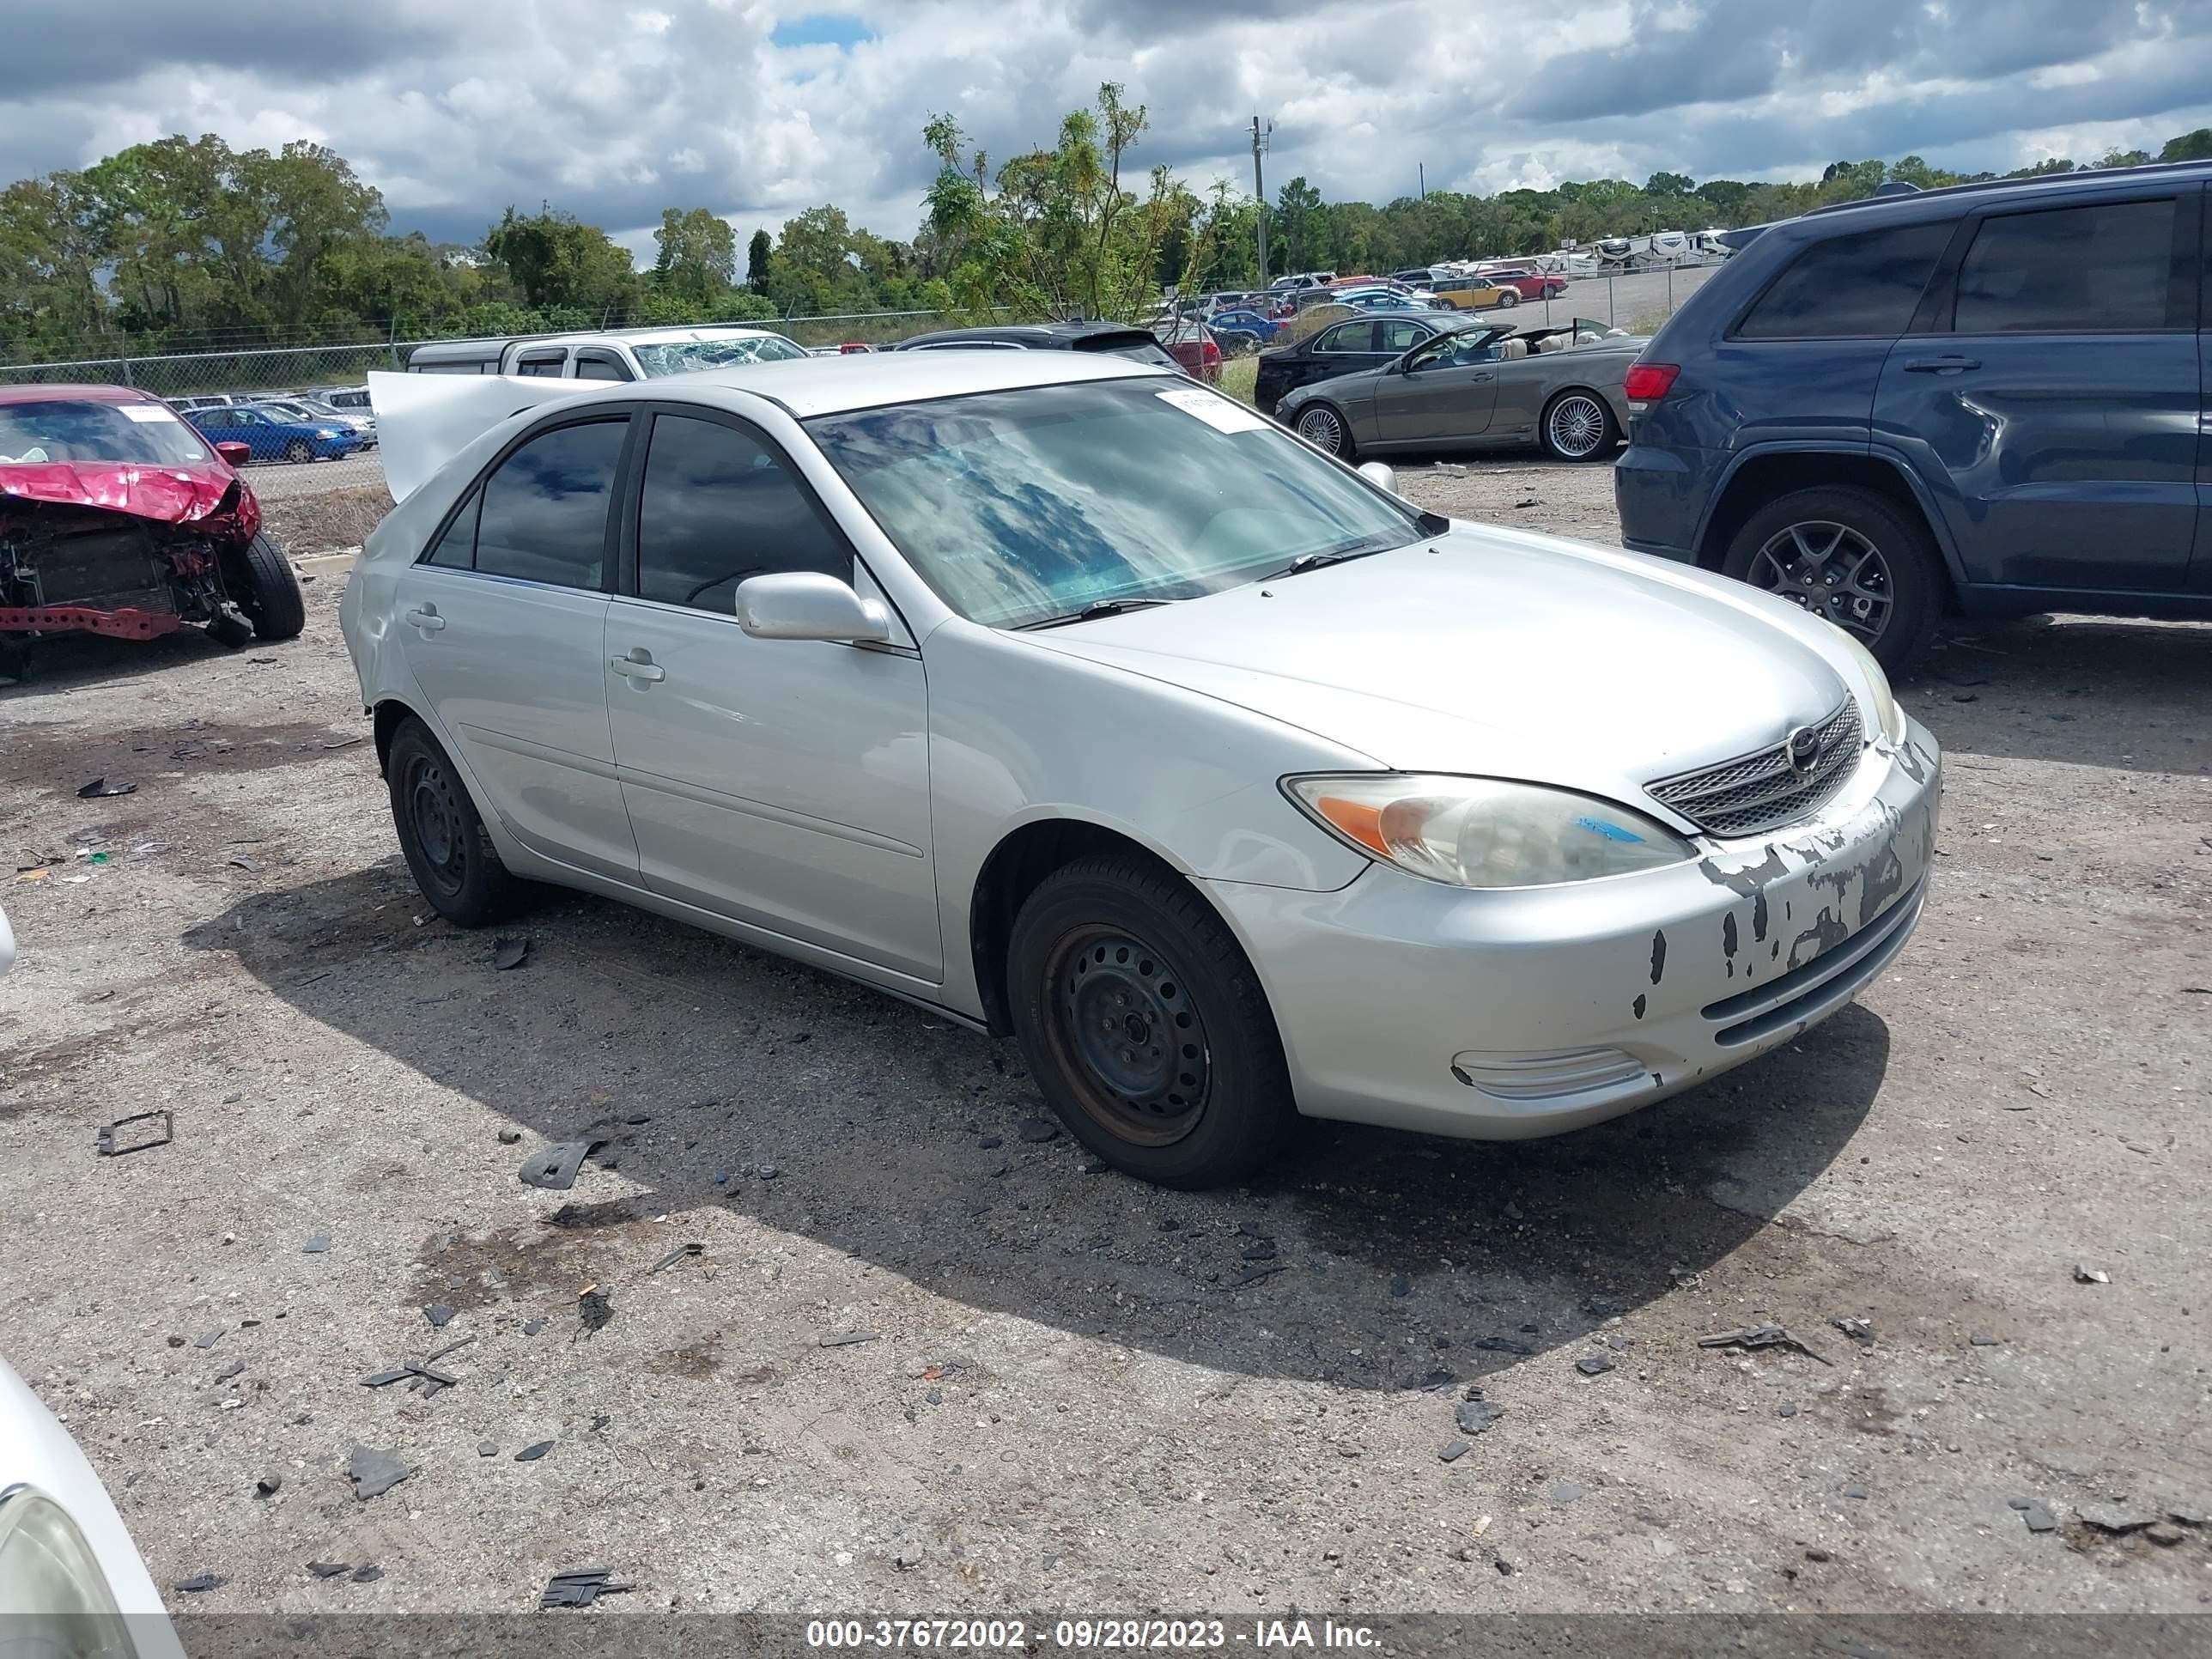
[1250,115,1273,281]
[1419,163,1425,201]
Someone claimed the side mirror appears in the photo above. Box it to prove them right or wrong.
[215,441,252,466]
[1357,461,1399,495]
[735,571,892,644]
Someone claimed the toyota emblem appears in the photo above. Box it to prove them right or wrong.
[1784,726,1823,776]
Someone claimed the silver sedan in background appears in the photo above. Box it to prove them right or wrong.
[346,354,1937,1188]
[1277,319,1645,464]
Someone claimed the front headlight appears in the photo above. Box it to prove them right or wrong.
[0,1486,135,1647]
[1286,775,1696,889]
[314,428,338,440]
[1826,626,1905,744]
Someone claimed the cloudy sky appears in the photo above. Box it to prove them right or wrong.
[8,0,2212,260]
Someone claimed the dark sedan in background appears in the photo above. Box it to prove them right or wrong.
[1275,319,1644,463]
[1253,312,1491,416]
[891,319,1182,371]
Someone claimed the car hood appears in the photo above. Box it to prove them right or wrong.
[1024,526,1854,812]
[0,460,246,526]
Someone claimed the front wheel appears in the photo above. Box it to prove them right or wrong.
[1722,485,1943,675]
[283,439,313,465]
[1293,402,1354,459]
[1539,389,1619,462]
[237,532,306,641]
[386,716,517,927]
[1007,855,1295,1188]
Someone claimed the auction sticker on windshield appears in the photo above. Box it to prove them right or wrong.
[1157,385,1267,434]
[118,405,182,423]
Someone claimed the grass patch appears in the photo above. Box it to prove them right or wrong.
[1218,356,1258,406]
[260,484,390,554]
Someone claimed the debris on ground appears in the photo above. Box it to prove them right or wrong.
[423,1303,455,1328]
[301,1233,331,1254]
[2074,1264,2111,1285]
[351,1565,384,1583]
[194,1327,224,1350]
[346,1444,414,1500]
[577,1287,614,1334]
[1576,1354,1616,1376]
[477,1440,498,1458]
[1832,1316,1874,1345]
[2077,1504,2160,1534]
[1455,1395,1505,1437]
[77,777,137,799]
[1016,1117,1060,1143]
[1438,1440,1471,1463]
[2021,1504,2057,1533]
[649,1241,704,1273]
[255,1474,281,1497]
[819,1328,881,1347]
[173,1574,226,1592]
[1231,1265,1286,1287]
[540,1570,633,1608]
[1474,1335,1533,1356]
[492,936,531,971]
[94,1109,173,1158]
[307,1562,350,1579]
[514,1441,555,1462]
[497,1128,521,1144]
[520,1140,601,1192]
[1696,1323,1834,1364]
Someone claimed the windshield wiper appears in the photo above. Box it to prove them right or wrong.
[1258,538,1396,581]
[1014,599,1173,631]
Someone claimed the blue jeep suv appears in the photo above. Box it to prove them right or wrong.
[1616,161,2209,672]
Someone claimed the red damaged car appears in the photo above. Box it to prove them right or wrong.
[1,384,304,673]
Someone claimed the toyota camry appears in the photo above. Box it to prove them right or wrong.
[343,355,1939,1188]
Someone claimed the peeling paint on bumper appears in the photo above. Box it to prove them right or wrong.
[1206,717,1942,1140]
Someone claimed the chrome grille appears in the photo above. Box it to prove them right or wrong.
[1645,700,1863,838]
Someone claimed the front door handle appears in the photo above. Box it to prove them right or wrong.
[610,651,665,684]
[403,606,446,632]
[1469,371,1495,382]
[1902,356,1980,374]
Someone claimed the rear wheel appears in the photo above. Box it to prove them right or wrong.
[1722,485,1942,675]
[1294,402,1354,459]
[236,532,306,641]
[283,439,313,465]
[1539,389,1618,462]
[1008,855,1295,1188]
[386,716,515,927]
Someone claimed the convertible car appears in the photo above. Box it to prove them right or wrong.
[1274,319,1644,463]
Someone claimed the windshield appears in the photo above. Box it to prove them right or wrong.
[809,378,1424,629]
[0,399,215,466]
[633,335,808,377]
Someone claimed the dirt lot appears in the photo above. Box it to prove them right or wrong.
[3,459,2209,1621]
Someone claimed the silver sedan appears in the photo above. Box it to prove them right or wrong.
[343,353,1939,1188]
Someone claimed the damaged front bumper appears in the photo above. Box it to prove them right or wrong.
[1206,719,1942,1139]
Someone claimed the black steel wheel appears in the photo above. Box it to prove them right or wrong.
[386,715,514,926]
[236,531,306,640]
[1008,854,1295,1188]
[1723,484,1942,675]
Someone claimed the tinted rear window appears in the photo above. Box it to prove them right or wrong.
[1735,221,1954,340]
[1953,198,2179,332]
[1073,332,1179,368]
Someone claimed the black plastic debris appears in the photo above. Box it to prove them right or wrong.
[520,1140,601,1192]
[522,1318,547,1336]
[1015,1117,1060,1143]
[307,1562,350,1579]
[1831,1316,1874,1345]
[346,1445,413,1501]
[648,1242,703,1273]
[1576,1354,1616,1376]
[1231,1264,1286,1288]
[78,777,137,799]
[540,1570,633,1609]
[590,1414,611,1432]
[515,1441,555,1462]
[214,1360,245,1382]
[352,1565,384,1583]
[1438,1440,1472,1464]
[818,1329,880,1347]
[976,1134,1003,1150]
[95,1109,173,1158]
[1241,1239,1278,1261]
[1697,1323,1833,1365]
[1455,1396,1505,1436]
[360,1370,411,1389]
[255,1474,281,1497]
[423,1303,456,1328]
[173,1575,226,1593]
[578,1288,613,1334]
[1474,1335,1533,1356]
[477,1440,499,1458]
[301,1233,331,1254]
[194,1327,225,1350]
[497,1128,522,1145]
[492,936,531,970]
[2022,1504,2057,1534]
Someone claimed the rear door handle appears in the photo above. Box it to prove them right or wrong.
[610,653,665,684]
[1902,356,1980,374]
[403,606,446,632]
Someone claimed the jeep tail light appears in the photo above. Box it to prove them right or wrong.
[1622,363,1680,404]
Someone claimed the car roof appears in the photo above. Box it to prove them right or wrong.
[0,382,164,408]
[896,319,1157,349]
[533,325,789,349]
[574,345,1170,419]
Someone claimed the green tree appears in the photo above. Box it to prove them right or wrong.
[651,206,736,302]
[2157,128,2212,161]
[746,227,773,290]
[483,205,635,312]
[1274,176,1326,271]
[1644,170,1695,198]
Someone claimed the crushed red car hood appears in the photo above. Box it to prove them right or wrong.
[1,461,254,532]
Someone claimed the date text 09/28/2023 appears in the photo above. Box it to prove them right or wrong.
[804,1617,1380,1649]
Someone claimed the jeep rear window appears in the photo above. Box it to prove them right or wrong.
[1734,221,1954,340]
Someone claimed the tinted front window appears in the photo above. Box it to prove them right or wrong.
[1316,322,1375,353]
[0,399,216,466]
[573,355,631,382]
[514,353,567,378]
[636,415,851,612]
[472,419,626,588]
[809,379,1424,629]
[1735,221,1954,339]
[1954,198,2178,332]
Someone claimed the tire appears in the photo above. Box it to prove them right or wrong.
[1538,388,1619,463]
[283,439,313,465]
[1493,289,1519,308]
[1722,484,1942,676]
[1007,854,1295,1188]
[386,716,516,927]
[1436,298,1458,311]
[237,531,306,641]
[1293,402,1354,459]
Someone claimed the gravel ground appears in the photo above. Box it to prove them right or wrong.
[3,459,2209,1621]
